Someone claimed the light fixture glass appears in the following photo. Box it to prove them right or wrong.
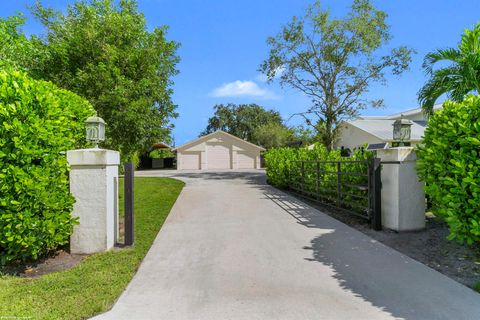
[392,115,413,146]
[85,115,106,148]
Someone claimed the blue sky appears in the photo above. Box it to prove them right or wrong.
[1,0,479,145]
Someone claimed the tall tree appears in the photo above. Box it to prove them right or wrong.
[260,0,414,149]
[292,125,318,145]
[17,0,180,162]
[0,15,38,69]
[418,23,480,115]
[252,123,294,149]
[202,103,284,142]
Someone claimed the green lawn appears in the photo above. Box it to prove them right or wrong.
[0,177,184,320]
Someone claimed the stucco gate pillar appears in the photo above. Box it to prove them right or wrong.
[67,148,120,254]
[376,147,425,231]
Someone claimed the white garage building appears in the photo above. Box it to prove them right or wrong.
[174,130,265,170]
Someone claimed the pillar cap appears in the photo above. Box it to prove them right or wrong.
[376,147,417,162]
[67,148,120,166]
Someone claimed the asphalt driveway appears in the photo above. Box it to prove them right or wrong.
[95,170,480,320]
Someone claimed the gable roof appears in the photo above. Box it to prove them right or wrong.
[152,142,171,149]
[359,103,443,120]
[173,130,266,152]
[345,119,426,141]
[387,104,443,119]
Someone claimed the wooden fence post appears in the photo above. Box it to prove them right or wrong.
[371,158,382,230]
[124,162,135,246]
[337,161,341,203]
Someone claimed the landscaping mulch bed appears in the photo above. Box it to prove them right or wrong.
[294,194,480,291]
[0,249,85,278]
[1,219,127,278]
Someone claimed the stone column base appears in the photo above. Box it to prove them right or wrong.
[376,147,425,231]
[67,148,120,254]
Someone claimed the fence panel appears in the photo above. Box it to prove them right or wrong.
[288,158,381,230]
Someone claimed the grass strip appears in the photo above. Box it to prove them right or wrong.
[0,177,184,319]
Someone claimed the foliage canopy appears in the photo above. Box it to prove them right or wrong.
[252,122,294,149]
[202,103,284,143]
[260,0,414,149]
[1,0,180,162]
[0,15,38,70]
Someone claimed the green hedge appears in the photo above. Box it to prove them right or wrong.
[417,95,480,245]
[264,144,372,212]
[149,149,174,159]
[0,68,94,264]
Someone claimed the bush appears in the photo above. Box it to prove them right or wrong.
[264,144,372,212]
[0,68,94,264]
[417,95,480,245]
[264,147,301,188]
[149,149,174,159]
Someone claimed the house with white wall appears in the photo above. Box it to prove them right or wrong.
[334,104,442,150]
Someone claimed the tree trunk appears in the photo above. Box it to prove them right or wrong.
[324,118,333,151]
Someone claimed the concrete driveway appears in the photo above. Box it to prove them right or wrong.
[95,170,480,320]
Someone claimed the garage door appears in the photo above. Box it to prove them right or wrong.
[237,152,255,169]
[180,153,200,170]
[206,143,231,169]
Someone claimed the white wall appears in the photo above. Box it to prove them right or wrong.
[67,149,120,254]
[177,132,261,169]
[376,147,425,231]
[335,123,384,150]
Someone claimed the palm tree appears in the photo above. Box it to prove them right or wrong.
[418,23,480,115]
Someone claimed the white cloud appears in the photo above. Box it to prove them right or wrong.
[210,80,279,99]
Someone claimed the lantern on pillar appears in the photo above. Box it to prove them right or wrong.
[392,115,413,147]
[85,114,106,148]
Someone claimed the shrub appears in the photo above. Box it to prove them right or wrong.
[0,68,94,264]
[417,95,480,245]
[265,144,370,186]
[149,149,174,159]
[264,144,372,212]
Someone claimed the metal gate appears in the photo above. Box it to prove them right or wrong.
[288,158,381,230]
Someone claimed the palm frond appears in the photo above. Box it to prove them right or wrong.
[460,23,480,55]
[419,23,480,111]
[418,68,462,114]
[450,85,473,102]
[422,48,461,75]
